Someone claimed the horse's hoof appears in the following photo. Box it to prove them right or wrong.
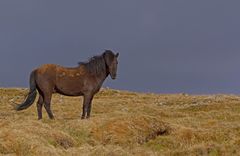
[49,116,55,120]
[81,116,85,120]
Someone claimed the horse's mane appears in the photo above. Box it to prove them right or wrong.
[78,53,106,75]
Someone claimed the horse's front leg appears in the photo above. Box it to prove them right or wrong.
[86,96,94,119]
[81,94,93,119]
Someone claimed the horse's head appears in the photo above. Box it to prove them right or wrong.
[103,50,119,79]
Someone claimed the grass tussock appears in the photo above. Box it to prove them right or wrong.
[0,88,240,155]
[91,115,170,146]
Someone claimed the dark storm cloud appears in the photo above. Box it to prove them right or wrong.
[0,0,240,94]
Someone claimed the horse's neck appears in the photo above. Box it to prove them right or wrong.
[78,65,109,84]
[98,71,108,82]
[94,70,109,87]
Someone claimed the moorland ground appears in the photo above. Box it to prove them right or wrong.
[0,88,240,155]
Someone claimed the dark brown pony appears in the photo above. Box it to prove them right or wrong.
[16,50,119,120]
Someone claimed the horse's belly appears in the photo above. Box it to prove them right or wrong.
[55,86,83,96]
[55,78,84,96]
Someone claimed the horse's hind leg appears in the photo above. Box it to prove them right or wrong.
[37,94,44,120]
[43,93,54,119]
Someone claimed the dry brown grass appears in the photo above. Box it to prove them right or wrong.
[0,88,240,155]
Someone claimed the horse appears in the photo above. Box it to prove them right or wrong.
[15,50,119,120]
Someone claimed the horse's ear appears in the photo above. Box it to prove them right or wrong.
[115,53,119,58]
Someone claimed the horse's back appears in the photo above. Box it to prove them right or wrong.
[34,64,58,84]
[36,64,58,73]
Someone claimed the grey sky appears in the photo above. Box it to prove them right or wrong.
[0,1,240,94]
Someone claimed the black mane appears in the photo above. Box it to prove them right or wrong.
[78,53,106,75]
[78,50,116,75]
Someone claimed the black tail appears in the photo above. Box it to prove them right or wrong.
[16,70,37,111]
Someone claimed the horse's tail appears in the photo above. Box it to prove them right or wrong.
[16,70,37,111]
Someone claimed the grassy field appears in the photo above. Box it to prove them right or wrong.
[0,88,240,156]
